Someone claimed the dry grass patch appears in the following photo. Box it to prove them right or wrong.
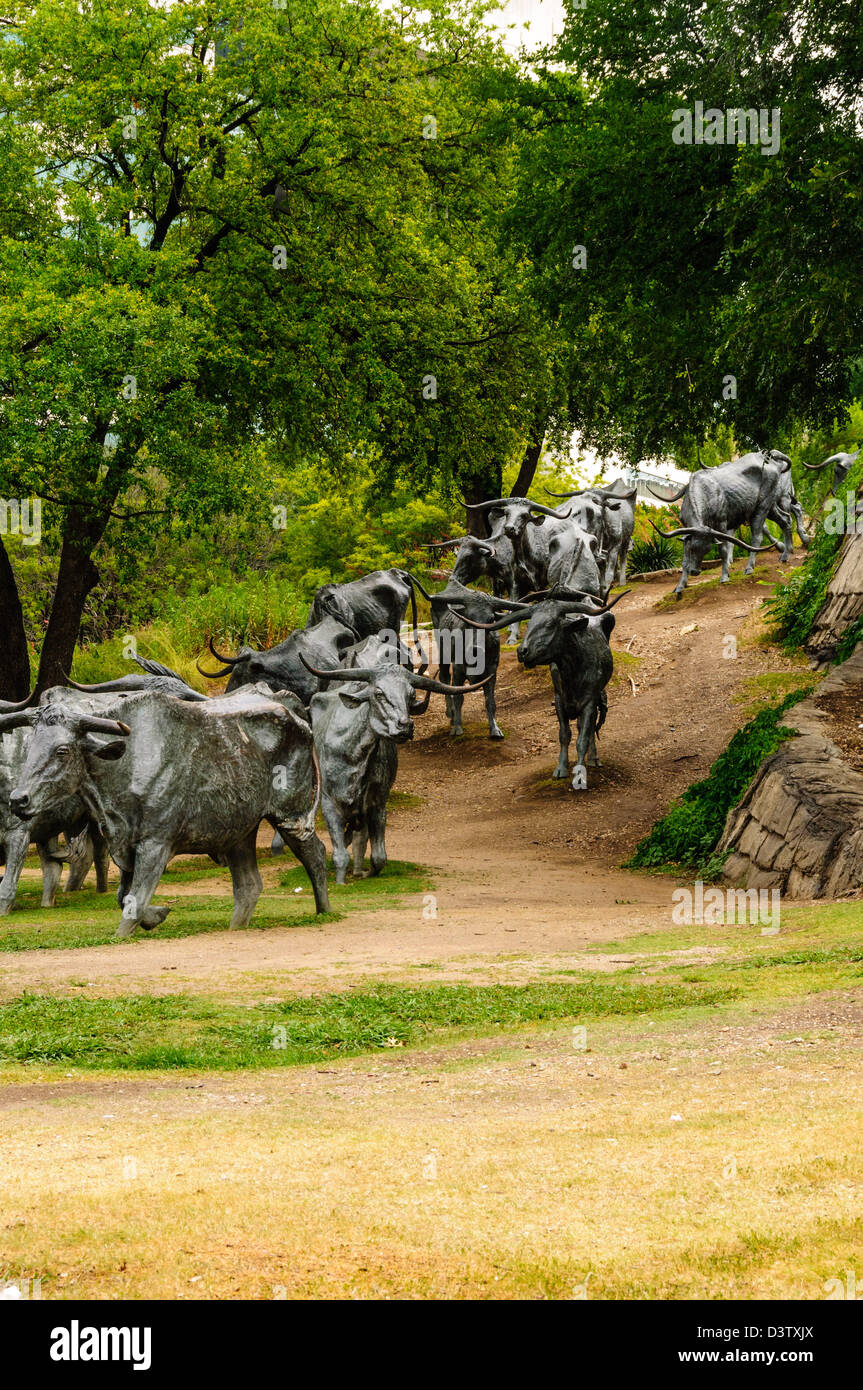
[2,996,861,1300]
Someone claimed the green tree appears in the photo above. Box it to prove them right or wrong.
[511,0,863,464]
[0,0,545,694]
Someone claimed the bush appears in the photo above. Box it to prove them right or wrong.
[626,689,810,876]
[629,535,681,573]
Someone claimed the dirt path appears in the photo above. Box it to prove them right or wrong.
[1,557,810,996]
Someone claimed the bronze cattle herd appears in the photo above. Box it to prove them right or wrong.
[0,448,815,934]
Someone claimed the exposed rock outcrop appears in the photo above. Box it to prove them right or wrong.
[719,646,863,898]
[807,528,863,665]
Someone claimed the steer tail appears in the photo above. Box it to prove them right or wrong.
[402,571,420,640]
[310,737,323,824]
[398,571,422,659]
[596,690,608,736]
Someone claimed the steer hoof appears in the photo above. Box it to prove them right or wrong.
[115,919,137,939]
[0,899,13,917]
[140,906,170,930]
[488,723,504,740]
[552,766,568,780]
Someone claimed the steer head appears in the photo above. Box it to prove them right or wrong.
[300,655,492,743]
[453,588,626,667]
[461,496,569,545]
[517,602,615,669]
[0,705,130,822]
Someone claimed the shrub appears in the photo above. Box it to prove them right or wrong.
[626,689,810,876]
[629,535,681,573]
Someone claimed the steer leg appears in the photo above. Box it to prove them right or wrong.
[321,794,351,884]
[673,546,692,599]
[0,825,30,915]
[550,667,572,780]
[572,702,598,792]
[352,822,369,877]
[484,672,504,740]
[793,505,810,549]
[367,798,388,877]
[116,868,132,910]
[226,831,263,929]
[37,838,66,908]
[280,828,330,913]
[64,830,94,893]
[115,840,171,938]
[718,538,734,583]
[604,544,620,594]
[92,831,110,894]
[450,658,466,737]
[744,511,770,575]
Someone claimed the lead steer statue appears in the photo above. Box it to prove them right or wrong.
[3,684,329,937]
[648,451,787,597]
[458,589,627,791]
[802,447,860,495]
[301,650,490,882]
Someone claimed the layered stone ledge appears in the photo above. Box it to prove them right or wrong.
[719,646,863,898]
[807,528,863,666]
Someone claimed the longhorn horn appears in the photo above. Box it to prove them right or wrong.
[423,536,469,549]
[66,674,149,694]
[459,495,512,511]
[299,655,377,682]
[208,637,242,666]
[407,670,494,695]
[707,528,780,554]
[544,488,582,499]
[0,710,35,733]
[408,573,435,601]
[484,594,538,611]
[197,659,235,679]
[647,482,688,502]
[528,500,572,518]
[802,456,834,471]
[648,518,704,540]
[451,606,532,632]
[601,589,631,610]
[520,587,602,605]
[78,715,131,736]
[0,688,39,713]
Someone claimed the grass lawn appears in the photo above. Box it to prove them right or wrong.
[1,882,861,1299]
[0,859,430,952]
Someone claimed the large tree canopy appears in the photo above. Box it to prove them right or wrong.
[0,0,554,692]
[510,0,863,462]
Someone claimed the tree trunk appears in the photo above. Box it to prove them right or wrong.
[510,420,546,500]
[0,535,31,700]
[36,515,102,695]
[462,460,503,537]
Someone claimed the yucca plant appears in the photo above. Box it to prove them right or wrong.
[628,535,681,573]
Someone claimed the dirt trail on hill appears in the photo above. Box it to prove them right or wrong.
[1,558,810,995]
